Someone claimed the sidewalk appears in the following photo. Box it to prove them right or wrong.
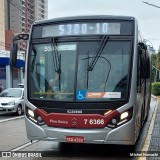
[0,118,29,151]
[148,99,160,152]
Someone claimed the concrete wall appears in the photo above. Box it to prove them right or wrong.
[5,30,16,51]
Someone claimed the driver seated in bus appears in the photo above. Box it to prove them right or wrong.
[46,73,59,99]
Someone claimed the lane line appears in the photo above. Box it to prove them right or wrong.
[11,140,38,151]
[0,116,24,123]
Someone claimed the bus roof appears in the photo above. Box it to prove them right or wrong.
[33,15,136,25]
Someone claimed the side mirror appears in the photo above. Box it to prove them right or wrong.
[13,33,29,41]
[144,57,150,79]
[10,42,18,67]
[138,42,147,50]
[140,54,146,79]
[141,58,150,79]
[10,33,29,67]
[139,47,150,79]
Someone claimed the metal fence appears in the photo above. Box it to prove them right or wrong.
[152,66,160,82]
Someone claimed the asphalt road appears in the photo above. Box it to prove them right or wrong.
[0,97,157,160]
[0,113,24,121]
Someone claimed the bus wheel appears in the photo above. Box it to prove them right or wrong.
[16,105,22,116]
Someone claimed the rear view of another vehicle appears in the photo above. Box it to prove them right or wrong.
[0,88,24,115]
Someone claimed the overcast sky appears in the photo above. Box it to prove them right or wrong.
[48,0,160,51]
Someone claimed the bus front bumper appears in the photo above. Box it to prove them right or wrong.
[25,117,135,145]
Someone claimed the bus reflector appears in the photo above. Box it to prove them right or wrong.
[41,109,47,114]
[104,110,112,116]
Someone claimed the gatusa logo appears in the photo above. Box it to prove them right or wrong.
[67,110,82,114]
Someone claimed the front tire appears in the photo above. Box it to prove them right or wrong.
[16,105,22,116]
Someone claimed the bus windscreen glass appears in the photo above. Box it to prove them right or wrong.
[29,40,131,101]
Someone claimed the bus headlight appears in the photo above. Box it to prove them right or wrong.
[120,111,129,120]
[28,109,34,117]
[107,107,133,128]
[26,107,45,126]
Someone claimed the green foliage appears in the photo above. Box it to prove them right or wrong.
[152,82,160,96]
[156,47,160,70]
[151,54,157,67]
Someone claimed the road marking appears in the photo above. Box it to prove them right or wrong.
[138,98,159,160]
[11,140,38,151]
[0,116,24,123]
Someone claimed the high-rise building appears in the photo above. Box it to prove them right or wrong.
[0,0,48,88]
[5,0,48,50]
[21,0,48,33]
[35,0,48,21]
[0,0,5,50]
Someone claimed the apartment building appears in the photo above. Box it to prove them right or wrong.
[5,0,48,50]
[0,0,48,88]
[35,0,48,21]
[21,0,48,33]
[0,0,5,50]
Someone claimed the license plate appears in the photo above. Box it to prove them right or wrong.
[66,136,84,143]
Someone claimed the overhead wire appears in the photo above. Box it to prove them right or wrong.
[142,1,160,8]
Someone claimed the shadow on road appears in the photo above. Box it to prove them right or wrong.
[41,143,134,159]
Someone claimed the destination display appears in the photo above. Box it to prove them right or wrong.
[42,22,121,37]
[32,20,133,39]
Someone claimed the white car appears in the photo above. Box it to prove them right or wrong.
[0,88,24,115]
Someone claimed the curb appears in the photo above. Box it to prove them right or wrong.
[151,94,157,100]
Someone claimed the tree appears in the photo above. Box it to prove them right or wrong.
[156,46,160,70]
[151,53,157,67]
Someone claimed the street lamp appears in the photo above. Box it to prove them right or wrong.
[144,39,159,82]
[144,39,155,54]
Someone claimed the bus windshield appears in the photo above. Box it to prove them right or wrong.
[29,39,131,101]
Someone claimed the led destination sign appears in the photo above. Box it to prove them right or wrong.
[32,21,133,39]
[42,22,121,37]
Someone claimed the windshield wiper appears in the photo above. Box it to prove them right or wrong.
[58,53,61,91]
[82,56,111,91]
[31,45,37,72]
[88,35,109,71]
[50,38,61,91]
[50,38,61,74]
[6,96,14,97]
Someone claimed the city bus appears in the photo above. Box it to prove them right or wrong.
[10,15,151,145]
